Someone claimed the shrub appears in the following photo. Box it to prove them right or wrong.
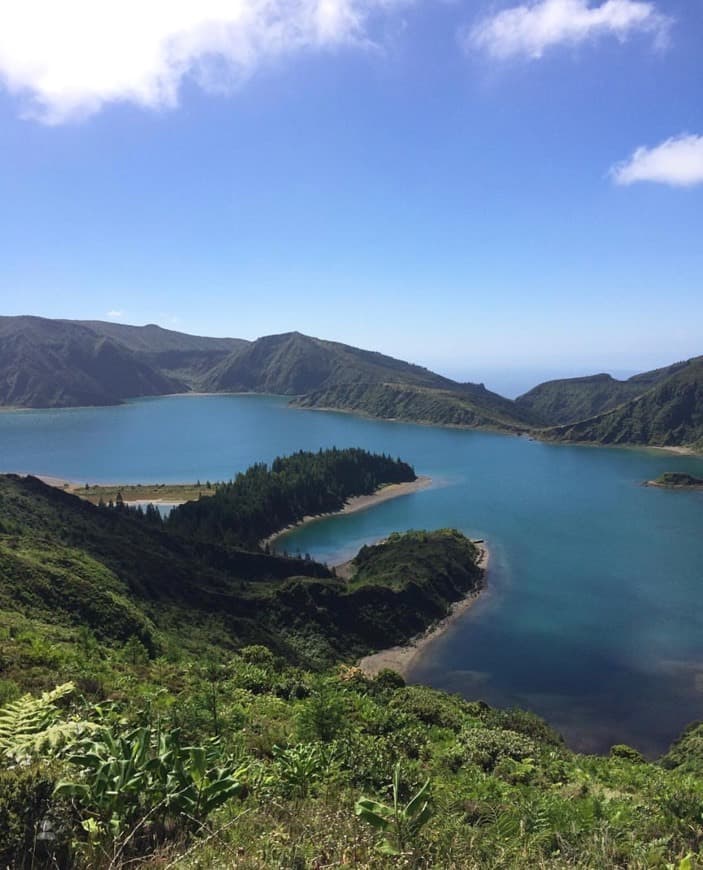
[388,685,464,731]
[296,683,348,742]
[373,668,406,691]
[0,763,69,868]
[610,744,646,764]
[457,727,538,772]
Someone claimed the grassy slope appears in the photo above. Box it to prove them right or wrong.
[0,475,482,671]
[0,317,181,408]
[3,640,703,868]
[516,361,691,427]
[201,331,457,395]
[294,381,538,431]
[71,482,219,504]
[0,475,330,661]
[202,332,541,432]
[544,357,703,449]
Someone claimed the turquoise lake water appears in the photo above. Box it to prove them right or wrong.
[2,394,702,755]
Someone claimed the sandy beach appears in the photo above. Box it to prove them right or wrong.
[262,475,432,549]
[644,445,700,456]
[357,540,489,679]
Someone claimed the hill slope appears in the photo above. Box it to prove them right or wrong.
[77,319,248,388]
[0,458,482,667]
[545,356,703,449]
[201,331,457,395]
[295,380,538,431]
[205,331,538,430]
[0,316,182,408]
[515,360,690,426]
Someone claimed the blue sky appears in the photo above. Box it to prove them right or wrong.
[0,0,701,395]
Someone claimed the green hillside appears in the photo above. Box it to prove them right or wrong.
[515,360,690,426]
[78,319,248,389]
[0,317,182,408]
[545,356,703,449]
[295,378,540,431]
[0,451,476,668]
[201,331,458,395]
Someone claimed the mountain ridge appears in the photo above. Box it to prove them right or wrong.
[1,315,701,449]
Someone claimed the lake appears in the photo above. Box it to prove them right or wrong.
[2,393,702,755]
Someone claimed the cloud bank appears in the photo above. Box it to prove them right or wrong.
[0,0,402,123]
[611,134,703,187]
[467,0,672,60]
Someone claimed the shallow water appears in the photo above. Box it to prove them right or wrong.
[2,394,702,755]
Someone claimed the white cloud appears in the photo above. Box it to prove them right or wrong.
[467,0,672,60]
[107,310,124,319]
[0,0,403,124]
[610,134,703,187]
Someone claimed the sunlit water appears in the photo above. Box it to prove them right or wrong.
[2,394,702,755]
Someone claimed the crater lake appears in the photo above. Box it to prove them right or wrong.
[2,393,702,755]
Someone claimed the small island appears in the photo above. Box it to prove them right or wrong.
[646,472,703,489]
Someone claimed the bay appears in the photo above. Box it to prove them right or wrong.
[2,393,702,755]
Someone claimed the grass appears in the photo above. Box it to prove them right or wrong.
[65,481,220,504]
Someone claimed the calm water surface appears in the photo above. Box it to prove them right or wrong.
[2,394,702,755]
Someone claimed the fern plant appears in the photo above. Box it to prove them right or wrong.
[0,682,94,761]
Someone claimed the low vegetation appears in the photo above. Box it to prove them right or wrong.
[72,482,219,505]
[2,646,703,868]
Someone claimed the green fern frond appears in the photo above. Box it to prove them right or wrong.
[0,681,78,760]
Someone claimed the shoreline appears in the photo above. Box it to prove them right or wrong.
[262,475,432,550]
[2,394,700,458]
[357,540,489,679]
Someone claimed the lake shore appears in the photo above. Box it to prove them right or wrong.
[357,540,489,679]
[262,475,432,550]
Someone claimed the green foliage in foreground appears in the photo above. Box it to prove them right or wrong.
[2,649,703,869]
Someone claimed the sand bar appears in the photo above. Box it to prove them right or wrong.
[262,475,432,549]
[357,541,489,679]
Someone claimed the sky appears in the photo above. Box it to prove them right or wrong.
[0,0,701,395]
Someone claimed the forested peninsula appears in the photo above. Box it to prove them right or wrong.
[166,448,417,549]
